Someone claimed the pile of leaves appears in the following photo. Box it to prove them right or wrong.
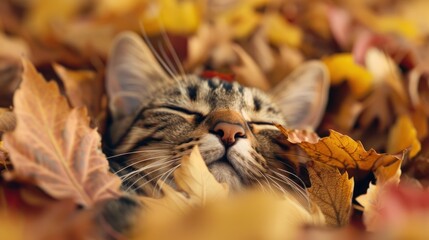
[2,0,429,239]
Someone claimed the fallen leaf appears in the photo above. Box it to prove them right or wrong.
[297,130,400,177]
[264,13,302,48]
[53,63,107,131]
[274,124,319,144]
[140,0,202,35]
[387,115,421,158]
[173,146,229,203]
[216,4,260,39]
[356,158,402,231]
[3,59,122,207]
[323,53,373,99]
[307,161,354,227]
[231,44,270,91]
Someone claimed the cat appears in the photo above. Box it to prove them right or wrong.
[101,31,329,234]
[105,31,329,196]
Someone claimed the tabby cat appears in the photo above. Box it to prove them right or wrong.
[105,32,329,198]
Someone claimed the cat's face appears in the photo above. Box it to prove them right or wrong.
[106,32,329,196]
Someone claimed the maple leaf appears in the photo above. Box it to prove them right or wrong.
[297,129,400,176]
[307,161,354,227]
[3,59,122,207]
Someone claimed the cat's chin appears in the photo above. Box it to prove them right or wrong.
[208,161,243,191]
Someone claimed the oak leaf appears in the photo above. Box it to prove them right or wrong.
[307,161,354,227]
[298,130,400,176]
[3,59,122,207]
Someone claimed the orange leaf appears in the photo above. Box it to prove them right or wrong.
[297,130,400,175]
[3,59,122,207]
[307,161,354,227]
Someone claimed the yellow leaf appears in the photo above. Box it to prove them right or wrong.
[24,0,86,37]
[297,130,400,175]
[173,146,229,204]
[323,54,373,99]
[307,161,354,227]
[3,59,122,207]
[141,0,202,35]
[265,14,302,48]
[374,16,420,41]
[216,5,260,39]
[387,115,421,158]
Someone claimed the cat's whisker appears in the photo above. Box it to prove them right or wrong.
[265,174,288,195]
[113,154,170,174]
[121,157,176,183]
[158,41,180,78]
[270,169,310,207]
[154,164,181,196]
[138,21,181,84]
[255,169,276,195]
[135,160,180,193]
[108,149,170,159]
[275,167,308,190]
[158,23,189,82]
[125,159,178,192]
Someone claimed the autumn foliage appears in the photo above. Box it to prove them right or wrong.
[1,0,429,239]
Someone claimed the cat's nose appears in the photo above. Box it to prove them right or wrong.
[213,122,246,146]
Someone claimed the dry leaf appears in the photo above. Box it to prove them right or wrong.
[387,115,421,158]
[274,124,319,144]
[231,45,270,91]
[264,13,302,48]
[173,146,229,203]
[140,0,202,35]
[3,59,121,207]
[53,63,107,131]
[356,158,401,231]
[323,53,373,99]
[307,161,354,227]
[297,130,400,176]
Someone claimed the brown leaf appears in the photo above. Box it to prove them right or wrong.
[3,59,122,207]
[298,130,400,177]
[231,44,270,91]
[307,161,354,227]
[53,63,107,132]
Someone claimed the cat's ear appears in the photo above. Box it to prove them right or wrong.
[270,61,329,129]
[106,31,171,144]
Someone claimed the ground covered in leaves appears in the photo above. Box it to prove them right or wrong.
[1,0,429,239]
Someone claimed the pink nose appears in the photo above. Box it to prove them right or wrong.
[213,122,246,146]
